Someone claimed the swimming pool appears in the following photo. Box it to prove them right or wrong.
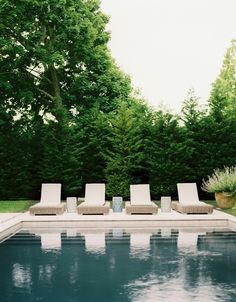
[0,228,236,302]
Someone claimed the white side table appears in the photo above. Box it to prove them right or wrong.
[67,197,77,213]
[161,196,171,212]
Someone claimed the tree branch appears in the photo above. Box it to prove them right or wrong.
[36,88,55,101]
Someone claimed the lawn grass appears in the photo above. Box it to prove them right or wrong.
[0,199,236,216]
[0,200,35,213]
[204,200,236,217]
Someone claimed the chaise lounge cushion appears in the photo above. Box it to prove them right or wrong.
[29,183,66,215]
[125,184,158,214]
[172,183,213,214]
[77,183,109,215]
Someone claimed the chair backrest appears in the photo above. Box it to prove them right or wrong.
[40,183,61,204]
[85,183,105,205]
[130,184,151,205]
[177,183,199,204]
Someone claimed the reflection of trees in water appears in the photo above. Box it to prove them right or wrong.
[197,231,236,284]
[174,230,236,301]
[0,229,236,302]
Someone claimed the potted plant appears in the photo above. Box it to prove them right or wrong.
[202,166,236,209]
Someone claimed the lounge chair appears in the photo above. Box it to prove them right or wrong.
[172,183,213,214]
[29,183,66,215]
[125,184,158,214]
[77,183,110,215]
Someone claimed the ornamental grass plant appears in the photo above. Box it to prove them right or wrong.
[202,166,236,196]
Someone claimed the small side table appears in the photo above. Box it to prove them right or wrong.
[67,197,77,213]
[112,197,123,213]
[161,196,171,212]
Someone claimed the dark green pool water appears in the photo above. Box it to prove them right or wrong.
[0,228,236,302]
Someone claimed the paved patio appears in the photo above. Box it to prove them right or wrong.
[0,209,236,242]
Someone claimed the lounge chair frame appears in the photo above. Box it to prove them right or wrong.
[29,183,66,215]
[125,184,158,214]
[30,204,66,215]
[172,183,213,214]
[172,201,213,214]
[125,201,158,214]
[77,183,110,215]
[77,201,110,215]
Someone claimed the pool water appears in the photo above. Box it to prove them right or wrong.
[0,228,236,302]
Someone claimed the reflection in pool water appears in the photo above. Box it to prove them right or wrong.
[0,228,236,302]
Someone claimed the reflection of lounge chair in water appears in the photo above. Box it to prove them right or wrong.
[112,229,123,239]
[66,229,77,237]
[161,228,172,237]
[177,230,206,252]
[40,233,61,250]
[172,183,213,214]
[82,232,106,254]
[130,232,152,260]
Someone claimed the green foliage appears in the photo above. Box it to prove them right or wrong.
[146,110,193,197]
[0,0,236,202]
[104,102,144,198]
[202,166,236,195]
[0,0,131,120]
[0,107,33,199]
[74,106,110,186]
[0,0,133,199]
[209,39,236,119]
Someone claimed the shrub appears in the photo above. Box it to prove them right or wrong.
[202,166,236,195]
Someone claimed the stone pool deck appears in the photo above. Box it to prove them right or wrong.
[1,209,236,241]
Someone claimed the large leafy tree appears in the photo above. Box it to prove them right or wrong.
[0,0,131,121]
[0,0,133,198]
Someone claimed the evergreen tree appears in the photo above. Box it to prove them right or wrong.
[104,102,144,198]
[209,39,236,119]
[147,110,192,198]
[0,108,32,198]
[75,106,110,187]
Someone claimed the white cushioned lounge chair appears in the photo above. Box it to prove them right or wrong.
[77,183,110,215]
[172,183,213,214]
[29,183,66,215]
[125,184,158,214]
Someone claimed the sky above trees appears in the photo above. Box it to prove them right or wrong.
[100,0,236,112]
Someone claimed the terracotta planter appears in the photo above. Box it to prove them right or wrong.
[215,192,236,209]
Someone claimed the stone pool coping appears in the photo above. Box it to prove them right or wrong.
[0,209,236,241]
